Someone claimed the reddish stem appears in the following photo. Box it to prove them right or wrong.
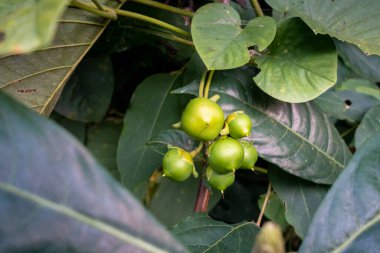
[193,177,211,212]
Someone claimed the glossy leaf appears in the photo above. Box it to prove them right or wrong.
[269,166,329,238]
[173,69,351,184]
[254,18,337,103]
[258,192,288,231]
[171,213,259,253]
[0,0,68,55]
[355,105,380,148]
[191,3,276,70]
[86,120,123,181]
[300,132,380,253]
[0,1,121,115]
[0,93,187,253]
[117,74,184,195]
[54,56,114,123]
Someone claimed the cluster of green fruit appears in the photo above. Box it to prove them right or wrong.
[162,96,258,193]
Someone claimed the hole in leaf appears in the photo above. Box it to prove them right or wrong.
[345,99,352,106]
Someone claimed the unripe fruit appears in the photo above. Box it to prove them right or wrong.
[208,137,244,174]
[206,166,235,193]
[162,147,194,182]
[180,97,224,141]
[240,141,259,170]
[225,111,252,139]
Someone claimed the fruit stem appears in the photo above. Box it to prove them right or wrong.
[193,176,211,212]
[91,0,105,11]
[198,71,208,97]
[70,0,117,19]
[204,70,215,99]
[250,0,264,17]
[256,182,271,227]
[131,0,195,17]
[253,166,268,174]
[190,142,204,158]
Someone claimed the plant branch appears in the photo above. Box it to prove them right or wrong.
[91,0,105,11]
[253,166,268,174]
[256,182,271,227]
[204,70,215,98]
[194,176,211,212]
[251,0,264,17]
[70,0,117,19]
[132,0,194,17]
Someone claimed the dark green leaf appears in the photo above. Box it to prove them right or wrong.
[0,0,68,55]
[254,18,337,103]
[117,74,184,195]
[54,56,114,123]
[50,111,86,143]
[171,213,259,253]
[0,93,187,253]
[355,105,380,148]
[173,69,352,184]
[258,192,289,231]
[300,132,380,253]
[312,90,347,120]
[0,1,122,115]
[269,167,329,238]
[86,120,123,181]
[191,3,276,70]
[337,79,380,101]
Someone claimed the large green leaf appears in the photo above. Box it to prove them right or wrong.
[0,1,121,115]
[0,93,187,253]
[170,213,259,253]
[266,0,380,56]
[117,74,184,195]
[355,105,380,148]
[0,0,68,55]
[54,56,114,123]
[269,167,329,238]
[191,3,276,70]
[254,18,337,103]
[300,132,380,252]
[173,69,351,184]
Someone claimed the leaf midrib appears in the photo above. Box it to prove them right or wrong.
[0,182,168,253]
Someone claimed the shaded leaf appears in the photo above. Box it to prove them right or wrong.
[337,79,380,101]
[191,3,276,70]
[173,69,351,184]
[117,74,184,195]
[254,18,337,103]
[258,192,289,231]
[50,111,86,142]
[54,56,114,122]
[355,105,380,148]
[0,0,68,55]
[312,90,347,120]
[0,1,122,115]
[0,92,187,253]
[171,213,259,253]
[300,132,380,253]
[269,167,329,238]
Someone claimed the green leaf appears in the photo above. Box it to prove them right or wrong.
[0,1,122,115]
[117,74,184,195]
[337,79,380,101]
[355,105,380,148]
[335,40,380,83]
[173,69,352,184]
[269,167,329,238]
[191,3,276,70]
[300,132,380,253]
[312,90,347,120]
[86,119,123,181]
[171,213,259,253]
[54,56,114,122]
[254,17,337,103]
[0,0,68,55]
[258,192,289,231]
[0,93,187,253]
[50,111,86,142]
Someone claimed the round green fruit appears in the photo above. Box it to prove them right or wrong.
[225,111,252,139]
[181,97,224,141]
[240,141,259,170]
[206,166,235,193]
[208,137,244,173]
[162,147,194,182]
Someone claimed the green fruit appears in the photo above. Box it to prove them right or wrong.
[162,147,194,182]
[208,137,244,173]
[225,111,252,139]
[181,97,224,141]
[240,141,259,170]
[206,166,235,193]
